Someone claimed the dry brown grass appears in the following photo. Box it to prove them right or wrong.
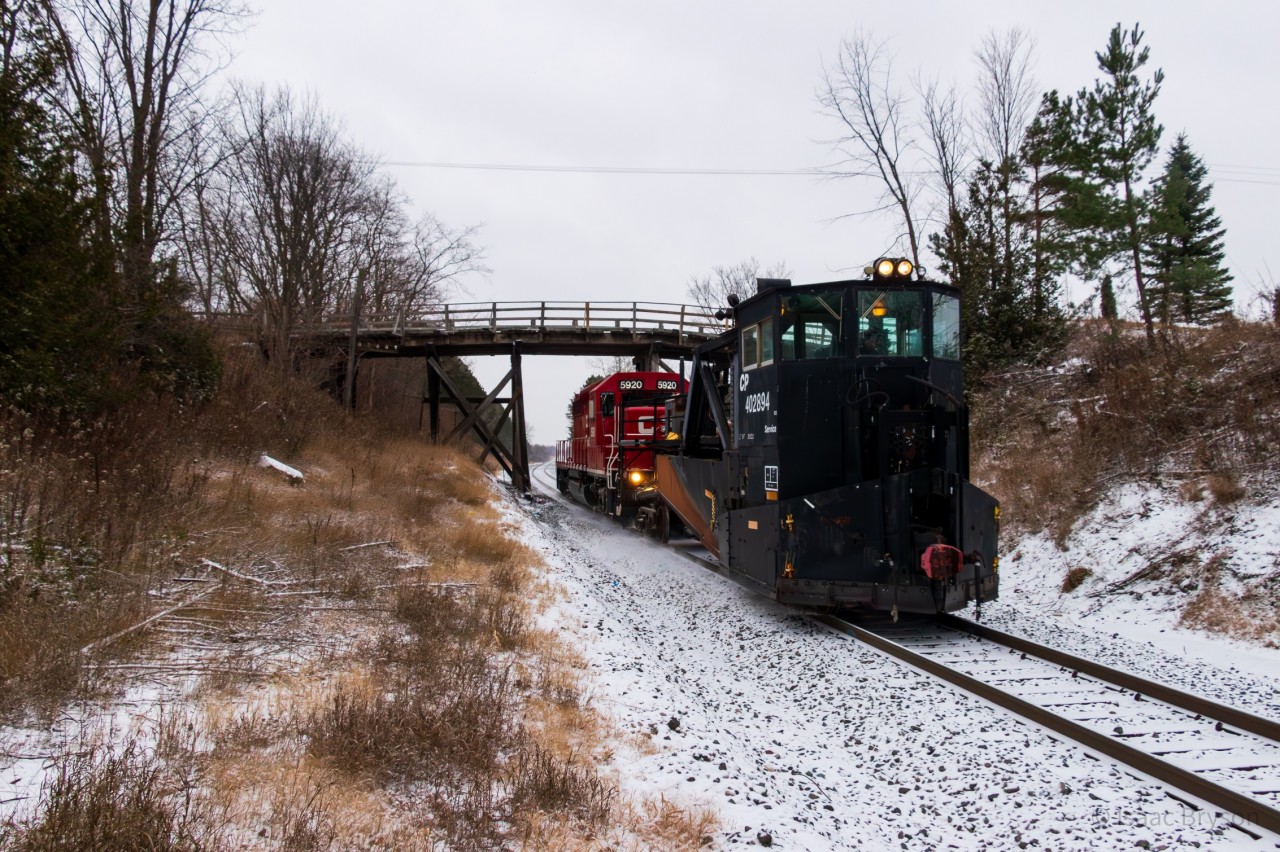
[1180,585,1280,647]
[2,739,217,851]
[2,345,717,850]
[1205,472,1246,504]
[972,319,1280,540]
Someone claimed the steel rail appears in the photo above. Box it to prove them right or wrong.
[814,613,1280,838]
[938,612,1280,744]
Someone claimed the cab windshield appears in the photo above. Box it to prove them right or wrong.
[857,290,924,357]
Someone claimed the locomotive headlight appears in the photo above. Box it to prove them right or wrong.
[876,258,896,278]
[628,470,645,486]
[896,258,914,278]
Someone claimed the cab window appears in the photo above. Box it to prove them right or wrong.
[740,318,775,370]
[932,293,961,360]
[740,325,759,370]
[780,290,844,360]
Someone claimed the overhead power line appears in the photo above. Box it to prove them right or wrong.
[378,159,1280,185]
[381,160,823,176]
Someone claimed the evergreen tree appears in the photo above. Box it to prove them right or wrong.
[0,4,118,411]
[929,158,1066,379]
[1144,133,1232,323]
[1073,23,1165,340]
[1020,91,1118,288]
[1100,275,1118,320]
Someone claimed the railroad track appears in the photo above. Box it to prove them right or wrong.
[817,612,1280,842]
[528,462,1280,842]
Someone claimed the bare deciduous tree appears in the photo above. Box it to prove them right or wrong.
[974,28,1038,166]
[40,0,249,304]
[917,77,969,227]
[396,212,485,314]
[818,30,924,266]
[212,85,384,359]
[192,85,483,361]
[687,257,790,313]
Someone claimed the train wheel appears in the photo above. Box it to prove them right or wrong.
[657,505,670,544]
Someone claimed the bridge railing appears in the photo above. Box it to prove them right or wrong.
[306,301,726,341]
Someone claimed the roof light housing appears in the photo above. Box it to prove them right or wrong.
[871,257,915,282]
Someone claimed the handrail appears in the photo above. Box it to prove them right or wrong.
[294,301,724,339]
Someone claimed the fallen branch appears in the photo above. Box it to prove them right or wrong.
[300,605,395,613]
[340,540,395,552]
[80,588,217,656]
[201,558,298,587]
[369,581,478,591]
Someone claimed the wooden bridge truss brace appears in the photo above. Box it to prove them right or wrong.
[422,343,531,494]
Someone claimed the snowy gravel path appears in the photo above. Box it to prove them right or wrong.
[512,469,1277,850]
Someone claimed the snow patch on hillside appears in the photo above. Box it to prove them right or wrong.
[996,481,1280,677]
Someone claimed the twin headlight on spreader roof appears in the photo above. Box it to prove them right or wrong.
[867,257,914,281]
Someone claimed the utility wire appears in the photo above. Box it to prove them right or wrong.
[379,159,1280,185]
[380,160,823,176]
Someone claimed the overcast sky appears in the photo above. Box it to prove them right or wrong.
[228,1,1280,442]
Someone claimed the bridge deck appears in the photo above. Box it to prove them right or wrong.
[297,300,726,356]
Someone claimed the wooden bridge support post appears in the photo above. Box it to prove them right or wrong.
[509,341,531,495]
[422,353,527,493]
[342,268,367,412]
[424,347,441,442]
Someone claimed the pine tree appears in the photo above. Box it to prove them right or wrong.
[929,158,1066,379]
[1074,23,1165,340]
[1144,133,1232,324]
[1100,275,1118,320]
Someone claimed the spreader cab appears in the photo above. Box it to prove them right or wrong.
[655,260,999,613]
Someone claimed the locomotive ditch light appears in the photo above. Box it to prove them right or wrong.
[628,470,645,486]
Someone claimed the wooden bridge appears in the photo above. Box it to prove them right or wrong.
[297,301,726,494]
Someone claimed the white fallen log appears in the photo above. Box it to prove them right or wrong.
[257,453,303,483]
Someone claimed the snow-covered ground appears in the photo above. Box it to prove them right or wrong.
[519,464,1280,850]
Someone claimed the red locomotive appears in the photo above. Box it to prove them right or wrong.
[555,371,687,524]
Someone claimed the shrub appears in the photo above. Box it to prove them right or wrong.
[972,320,1280,538]
[1206,472,1246,504]
[1061,566,1092,593]
[5,742,212,851]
